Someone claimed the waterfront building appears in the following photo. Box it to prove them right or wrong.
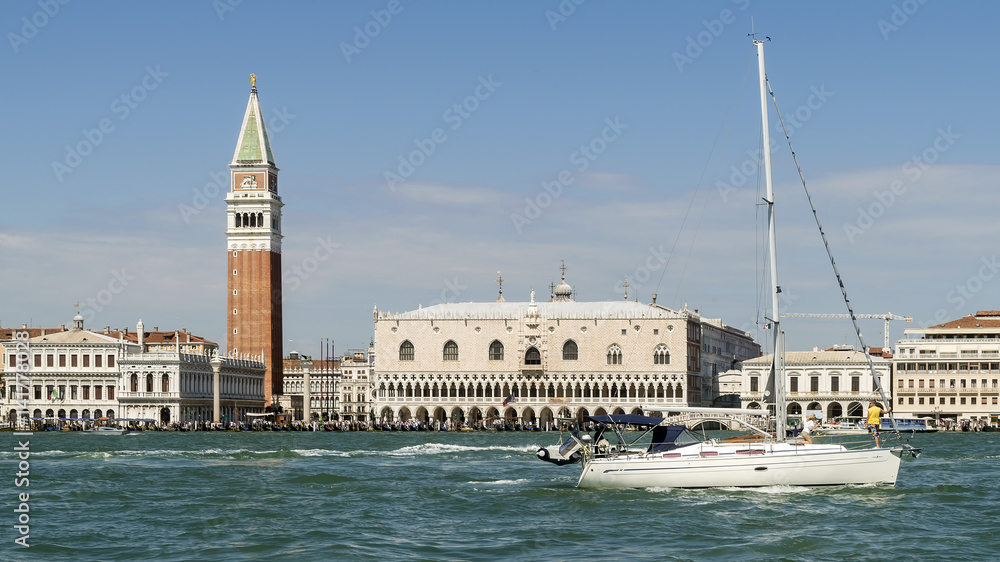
[2,314,121,424]
[339,348,374,423]
[280,353,339,422]
[1,316,266,426]
[117,320,266,425]
[372,272,760,427]
[740,345,892,423]
[227,75,284,405]
[700,317,761,405]
[894,310,1000,427]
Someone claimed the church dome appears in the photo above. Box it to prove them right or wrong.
[554,280,572,299]
[553,268,573,302]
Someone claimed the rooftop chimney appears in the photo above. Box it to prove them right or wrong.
[60,324,66,331]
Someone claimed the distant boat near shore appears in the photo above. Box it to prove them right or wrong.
[882,418,937,433]
[83,426,129,435]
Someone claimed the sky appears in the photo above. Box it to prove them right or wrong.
[2,0,998,357]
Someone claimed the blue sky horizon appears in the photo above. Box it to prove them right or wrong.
[3,0,998,356]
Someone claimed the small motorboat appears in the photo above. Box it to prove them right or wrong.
[83,426,129,435]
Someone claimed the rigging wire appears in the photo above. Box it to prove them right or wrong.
[764,79,901,440]
[653,49,756,307]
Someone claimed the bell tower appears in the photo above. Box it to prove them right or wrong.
[226,74,284,405]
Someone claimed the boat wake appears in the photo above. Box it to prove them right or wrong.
[385,443,539,456]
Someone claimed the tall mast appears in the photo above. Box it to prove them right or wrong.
[755,38,785,440]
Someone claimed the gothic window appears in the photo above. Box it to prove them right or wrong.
[607,344,622,365]
[443,341,459,361]
[489,340,504,361]
[524,347,541,365]
[654,344,670,365]
[563,340,578,360]
[399,341,414,361]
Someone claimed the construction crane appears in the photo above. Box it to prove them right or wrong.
[780,312,912,350]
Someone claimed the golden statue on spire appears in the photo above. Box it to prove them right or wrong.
[250,74,256,88]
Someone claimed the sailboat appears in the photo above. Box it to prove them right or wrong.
[537,38,920,489]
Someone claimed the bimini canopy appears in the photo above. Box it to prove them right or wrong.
[648,425,696,453]
[586,414,664,426]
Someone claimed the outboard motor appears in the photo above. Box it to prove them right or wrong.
[537,436,583,465]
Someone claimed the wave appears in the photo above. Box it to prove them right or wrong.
[468,478,532,485]
[385,443,539,456]
[291,449,352,457]
[29,443,540,461]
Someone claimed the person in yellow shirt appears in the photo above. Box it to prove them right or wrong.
[866,401,890,447]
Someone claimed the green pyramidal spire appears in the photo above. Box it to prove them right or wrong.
[232,77,275,167]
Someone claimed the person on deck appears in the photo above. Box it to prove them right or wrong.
[866,401,890,447]
[800,414,819,444]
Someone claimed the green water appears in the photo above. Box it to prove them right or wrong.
[3,431,999,560]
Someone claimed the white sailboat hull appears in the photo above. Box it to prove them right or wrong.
[577,442,902,489]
